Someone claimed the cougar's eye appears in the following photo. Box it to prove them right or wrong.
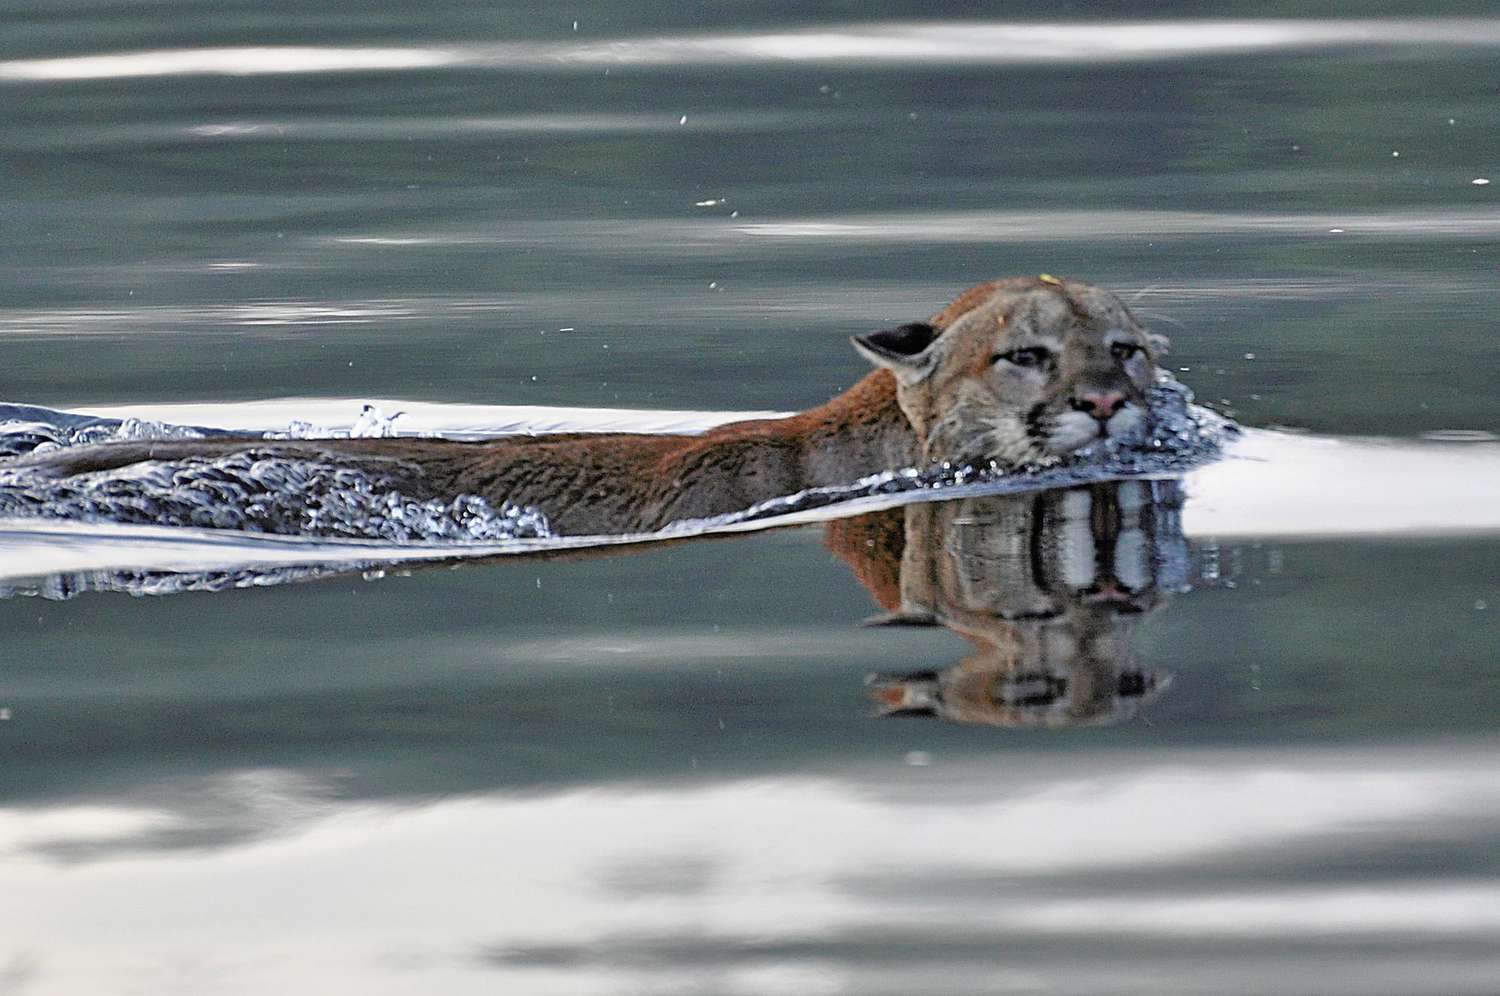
[1110,341,1143,361]
[994,346,1052,368]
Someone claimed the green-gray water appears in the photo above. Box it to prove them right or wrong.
[3,4,1499,994]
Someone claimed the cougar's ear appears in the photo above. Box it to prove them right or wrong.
[1146,331,1170,356]
[851,322,941,385]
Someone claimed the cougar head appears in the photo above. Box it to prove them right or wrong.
[853,276,1164,467]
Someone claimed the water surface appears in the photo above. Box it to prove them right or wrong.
[2,5,1498,994]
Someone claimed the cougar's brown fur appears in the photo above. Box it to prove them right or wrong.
[21,276,1161,535]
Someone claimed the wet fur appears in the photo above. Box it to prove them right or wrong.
[17,276,1159,535]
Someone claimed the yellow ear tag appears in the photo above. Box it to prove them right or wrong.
[1038,273,1062,286]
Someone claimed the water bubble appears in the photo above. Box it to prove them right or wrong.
[0,447,550,544]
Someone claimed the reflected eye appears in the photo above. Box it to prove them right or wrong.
[993,346,1052,368]
[1110,342,1143,361]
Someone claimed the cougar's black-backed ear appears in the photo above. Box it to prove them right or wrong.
[851,321,940,385]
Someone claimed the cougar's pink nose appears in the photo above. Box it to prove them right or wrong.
[1069,391,1127,421]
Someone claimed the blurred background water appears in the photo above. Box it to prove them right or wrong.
[2,2,1499,994]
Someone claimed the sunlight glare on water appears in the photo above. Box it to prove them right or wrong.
[6,20,1500,81]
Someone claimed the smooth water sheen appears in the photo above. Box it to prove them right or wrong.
[3,4,1500,995]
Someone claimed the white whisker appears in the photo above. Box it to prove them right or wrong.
[1046,410,1102,454]
[1131,310,1188,333]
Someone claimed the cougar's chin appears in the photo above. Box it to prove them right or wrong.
[1042,410,1103,455]
[1104,402,1147,443]
[1039,402,1148,456]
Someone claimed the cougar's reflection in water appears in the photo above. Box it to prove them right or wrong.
[830,480,1186,729]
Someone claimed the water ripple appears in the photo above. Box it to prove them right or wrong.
[5,21,1500,81]
[323,210,1500,255]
